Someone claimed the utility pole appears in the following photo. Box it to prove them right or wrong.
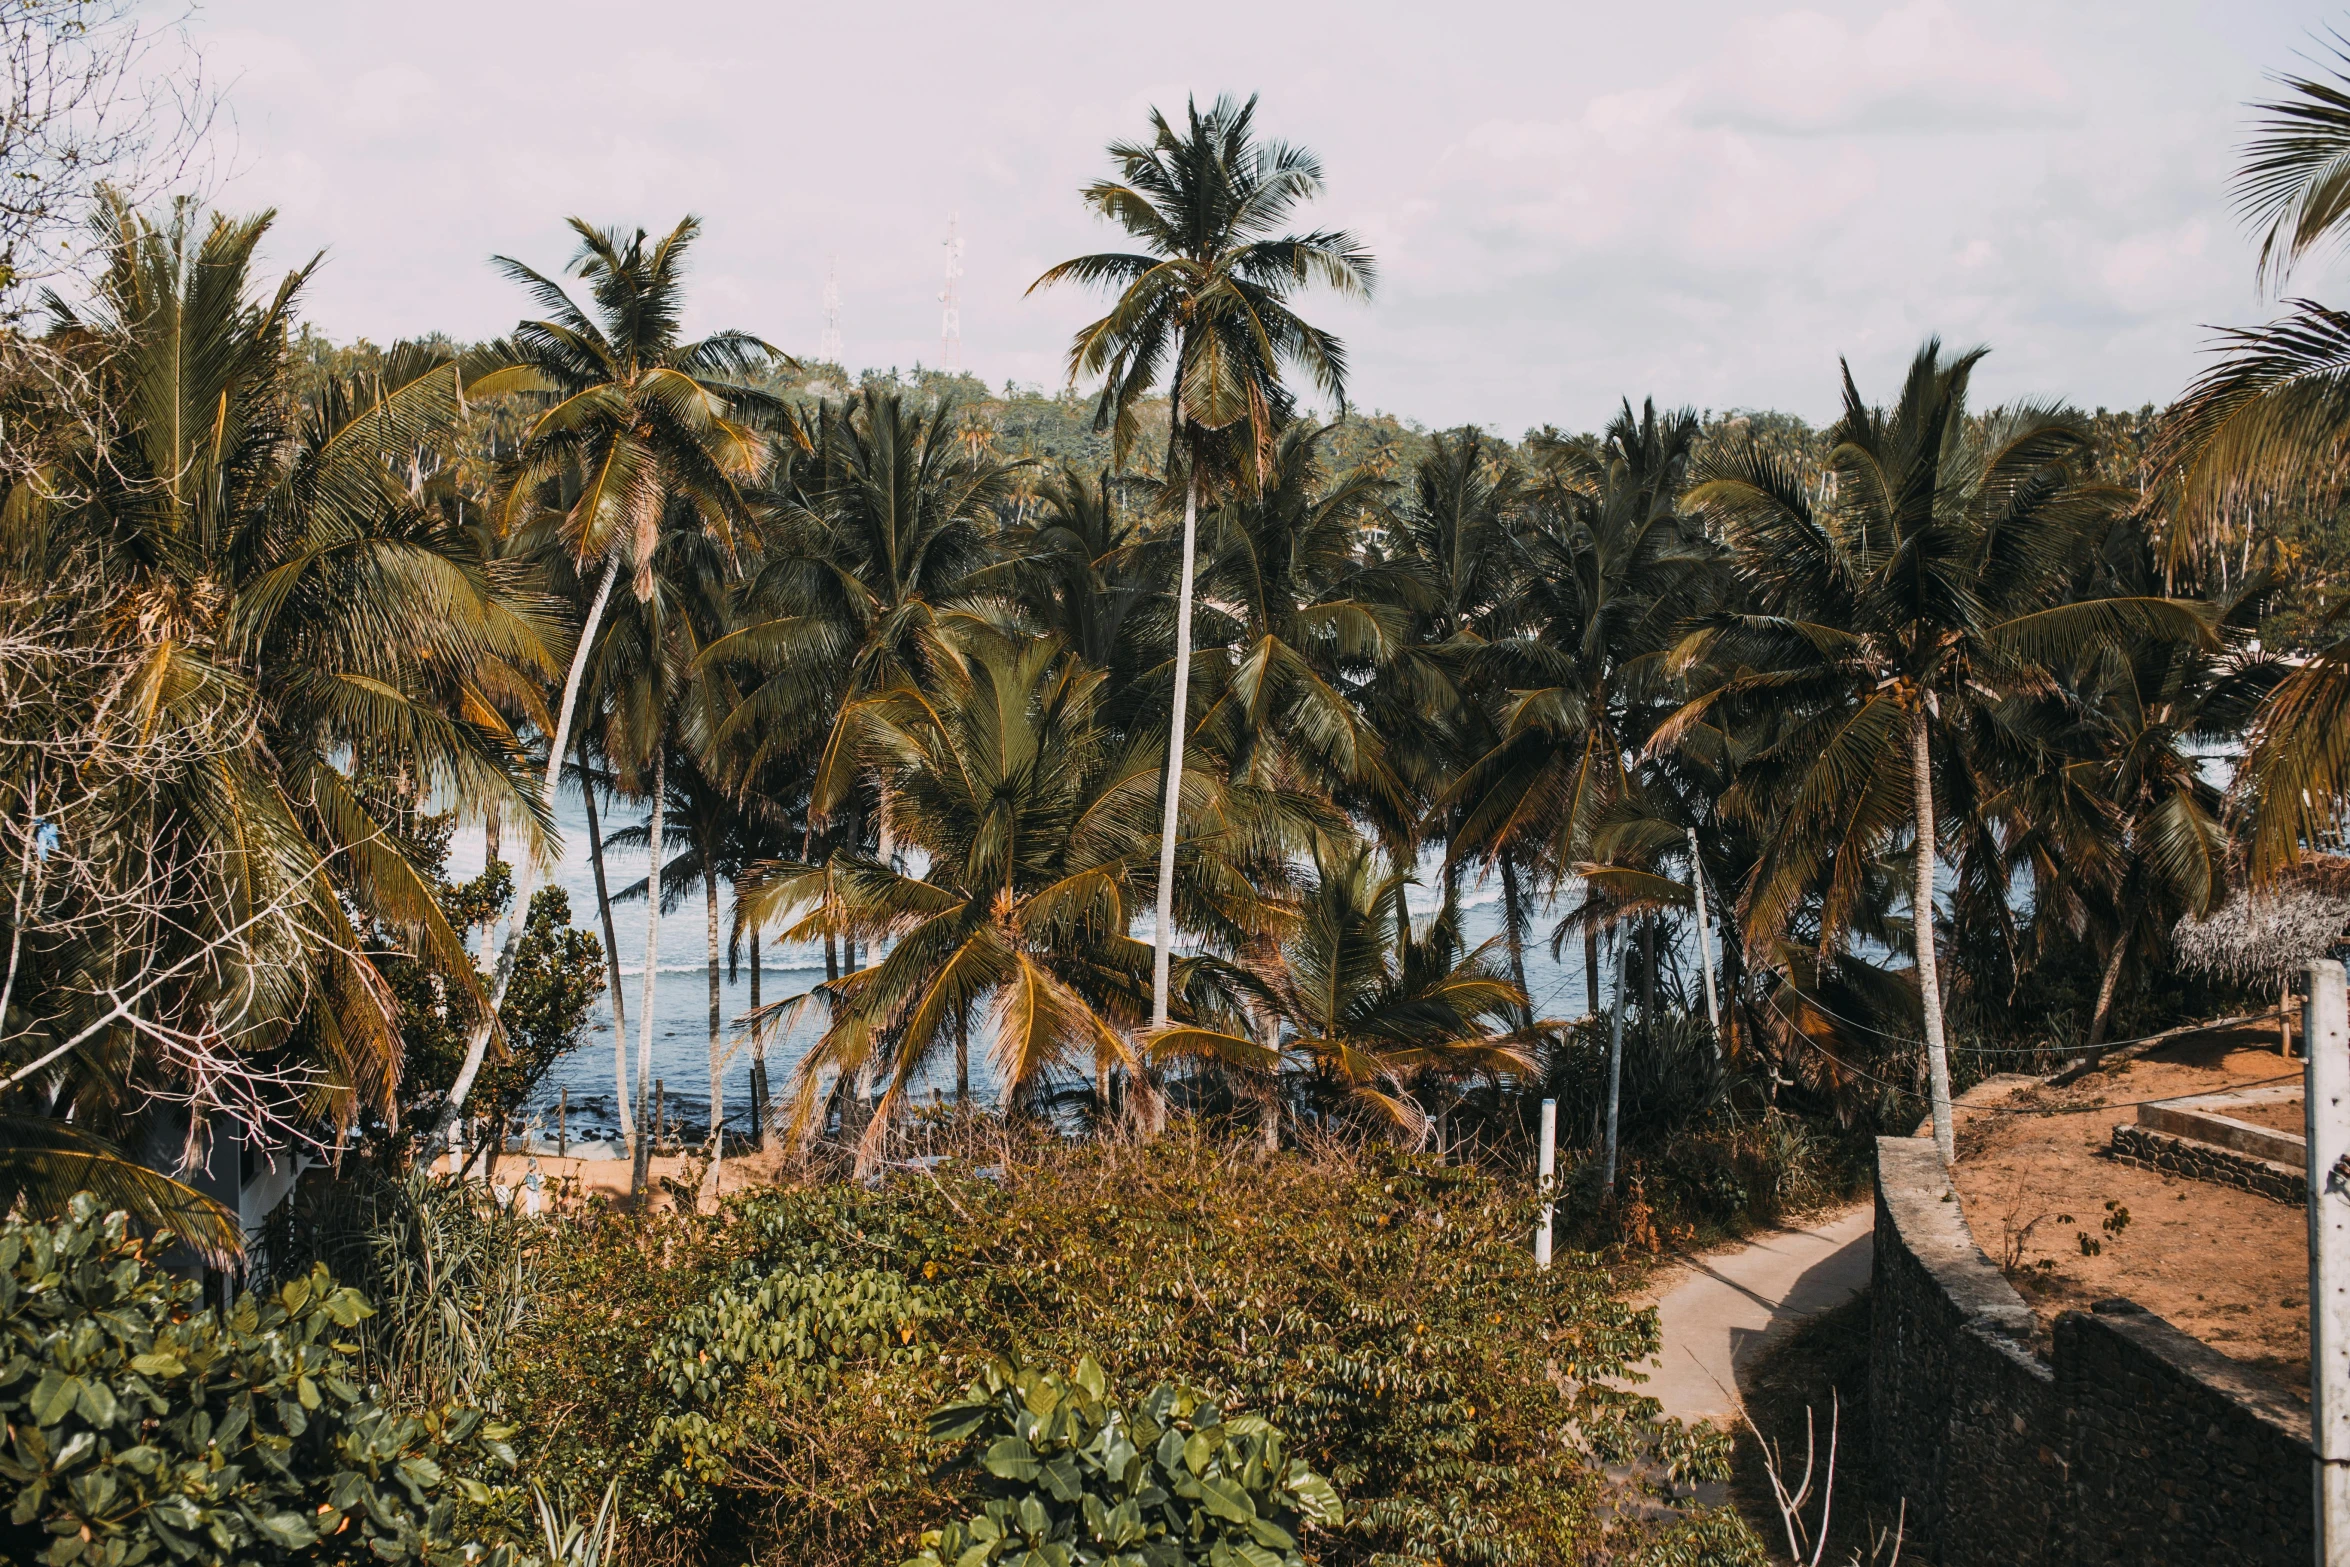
[938,214,963,371]
[1689,826,1722,1046]
[819,256,842,366]
[2308,956,2350,1564]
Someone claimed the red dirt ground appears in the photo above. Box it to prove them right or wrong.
[1944,1024,2309,1401]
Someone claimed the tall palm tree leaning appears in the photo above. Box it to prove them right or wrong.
[1031,94,1374,1063]
[1673,342,2207,1162]
[437,217,784,1143]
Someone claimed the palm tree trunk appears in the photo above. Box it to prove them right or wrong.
[1144,463,1199,1138]
[748,923,762,1147]
[630,744,666,1201]
[439,552,621,1137]
[477,806,501,968]
[2086,931,2129,1051]
[1499,850,1532,1030]
[956,1003,970,1106]
[1642,918,1656,1029]
[580,736,632,1143]
[1150,467,1199,1029]
[706,856,722,1195]
[1584,926,1599,1021]
[1602,938,1627,1192]
[1688,826,1722,1047]
[1255,996,1281,1154]
[1910,704,1955,1164]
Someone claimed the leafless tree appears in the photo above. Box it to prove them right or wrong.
[0,550,352,1167]
[1741,1392,1905,1567]
[0,0,216,314]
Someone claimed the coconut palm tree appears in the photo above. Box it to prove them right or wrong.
[2150,55,2350,878]
[1152,839,1529,1144]
[5,199,558,1182]
[1987,551,2287,1049]
[1187,421,1413,805]
[1446,401,1717,1021]
[739,630,1264,1174]
[1676,342,2206,1160]
[581,517,736,1196]
[990,462,1155,727]
[709,388,1013,837]
[1379,430,1530,1008]
[441,216,784,1131]
[1032,94,1375,1032]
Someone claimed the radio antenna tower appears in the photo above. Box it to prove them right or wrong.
[819,257,842,365]
[938,213,964,371]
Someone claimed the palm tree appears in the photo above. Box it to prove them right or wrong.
[1188,421,1412,803]
[1988,553,2286,1048]
[1678,342,2205,1160]
[582,518,735,1196]
[991,462,1154,726]
[738,630,1263,1174]
[710,388,1013,840]
[1032,94,1375,1033]
[1446,401,1716,1022]
[441,217,783,1131]
[1153,839,1528,1144]
[2150,55,2350,879]
[3,199,557,1212]
[1378,430,1529,1009]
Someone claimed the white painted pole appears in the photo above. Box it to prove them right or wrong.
[1535,1098,1557,1270]
[2308,956,2350,1566]
[1688,827,1722,1046]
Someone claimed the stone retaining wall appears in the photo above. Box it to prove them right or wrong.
[2109,1122,2305,1204]
[1872,1136,2312,1565]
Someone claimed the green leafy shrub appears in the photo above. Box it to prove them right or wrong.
[0,1197,517,1566]
[649,1263,941,1501]
[908,1355,1342,1567]
[492,1135,1747,1567]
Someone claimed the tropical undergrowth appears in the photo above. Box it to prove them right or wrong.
[471,1129,1755,1567]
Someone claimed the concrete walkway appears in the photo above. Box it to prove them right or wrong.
[1625,1203,1875,1424]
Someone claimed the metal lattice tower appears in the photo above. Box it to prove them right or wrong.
[819,257,842,365]
[938,213,963,370]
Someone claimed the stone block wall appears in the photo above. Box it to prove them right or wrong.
[2061,1302,2311,1565]
[2108,1122,2304,1204]
[1870,1139,2064,1564]
[1872,1136,2312,1565]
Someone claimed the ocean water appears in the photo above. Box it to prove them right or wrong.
[449,783,1668,1143]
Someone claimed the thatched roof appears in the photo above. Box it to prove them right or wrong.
[2174,864,2350,987]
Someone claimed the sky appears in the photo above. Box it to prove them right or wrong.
[174,0,2333,436]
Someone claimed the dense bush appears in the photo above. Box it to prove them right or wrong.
[0,1197,517,1567]
[648,1261,943,1504]
[492,1134,1743,1566]
[907,1355,1342,1567]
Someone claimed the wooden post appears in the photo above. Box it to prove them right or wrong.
[2307,957,2350,1564]
[1602,940,1628,1193]
[557,1088,568,1159]
[1534,1098,1557,1270]
[654,1079,666,1155]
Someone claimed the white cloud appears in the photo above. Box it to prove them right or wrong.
[176,0,2318,432]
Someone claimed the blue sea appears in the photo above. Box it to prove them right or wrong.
[450,782,1660,1143]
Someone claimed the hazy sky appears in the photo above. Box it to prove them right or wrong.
[180,0,2330,435]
